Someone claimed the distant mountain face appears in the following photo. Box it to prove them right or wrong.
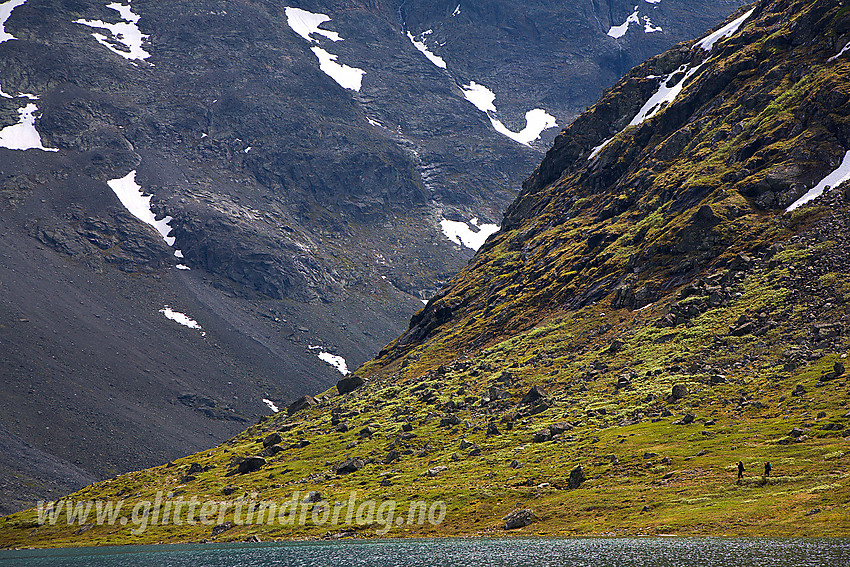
[0,0,745,512]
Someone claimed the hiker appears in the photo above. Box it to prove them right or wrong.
[764,461,771,477]
[737,461,745,480]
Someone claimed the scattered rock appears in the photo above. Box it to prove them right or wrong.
[792,384,806,397]
[211,522,234,537]
[222,486,238,496]
[487,422,500,436]
[245,535,261,543]
[336,421,350,433]
[402,422,414,432]
[503,508,534,529]
[426,466,448,477]
[236,456,266,474]
[459,438,474,450]
[187,462,203,474]
[812,323,842,341]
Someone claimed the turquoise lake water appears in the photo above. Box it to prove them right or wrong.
[1,537,849,566]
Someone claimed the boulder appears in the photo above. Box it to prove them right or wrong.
[487,422,500,436]
[262,432,282,447]
[520,385,547,405]
[187,462,203,474]
[384,450,400,464]
[287,395,317,415]
[426,466,448,477]
[550,422,573,435]
[568,465,586,489]
[440,414,461,427]
[261,444,284,457]
[503,508,534,529]
[336,457,365,475]
[337,375,365,395]
[303,491,322,503]
[670,384,688,401]
[236,456,266,474]
[533,428,552,443]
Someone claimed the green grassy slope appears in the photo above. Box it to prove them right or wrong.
[3,0,850,547]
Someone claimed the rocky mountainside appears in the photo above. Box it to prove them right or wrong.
[0,0,747,514]
[3,0,849,546]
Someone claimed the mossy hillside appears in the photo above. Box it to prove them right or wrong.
[3,198,850,547]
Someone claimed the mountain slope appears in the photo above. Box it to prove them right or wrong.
[0,0,748,514]
[3,0,850,546]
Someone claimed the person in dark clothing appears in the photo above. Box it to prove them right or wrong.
[764,461,771,477]
[737,461,745,480]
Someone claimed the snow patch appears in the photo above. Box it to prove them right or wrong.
[263,399,280,413]
[629,62,705,127]
[309,345,349,375]
[589,137,613,160]
[0,0,27,44]
[176,264,190,270]
[786,150,850,212]
[159,306,204,334]
[421,299,428,305]
[828,41,850,62]
[643,15,662,33]
[590,62,704,159]
[367,118,382,127]
[440,217,499,250]
[462,81,497,113]
[453,4,461,16]
[645,0,661,3]
[285,6,364,92]
[407,31,446,68]
[607,7,639,39]
[0,103,58,152]
[75,2,151,61]
[695,8,754,51]
[310,46,364,91]
[106,170,175,246]
[462,81,557,146]
[284,7,341,42]
[490,109,557,146]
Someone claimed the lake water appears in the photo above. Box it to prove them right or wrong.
[1,537,849,567]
